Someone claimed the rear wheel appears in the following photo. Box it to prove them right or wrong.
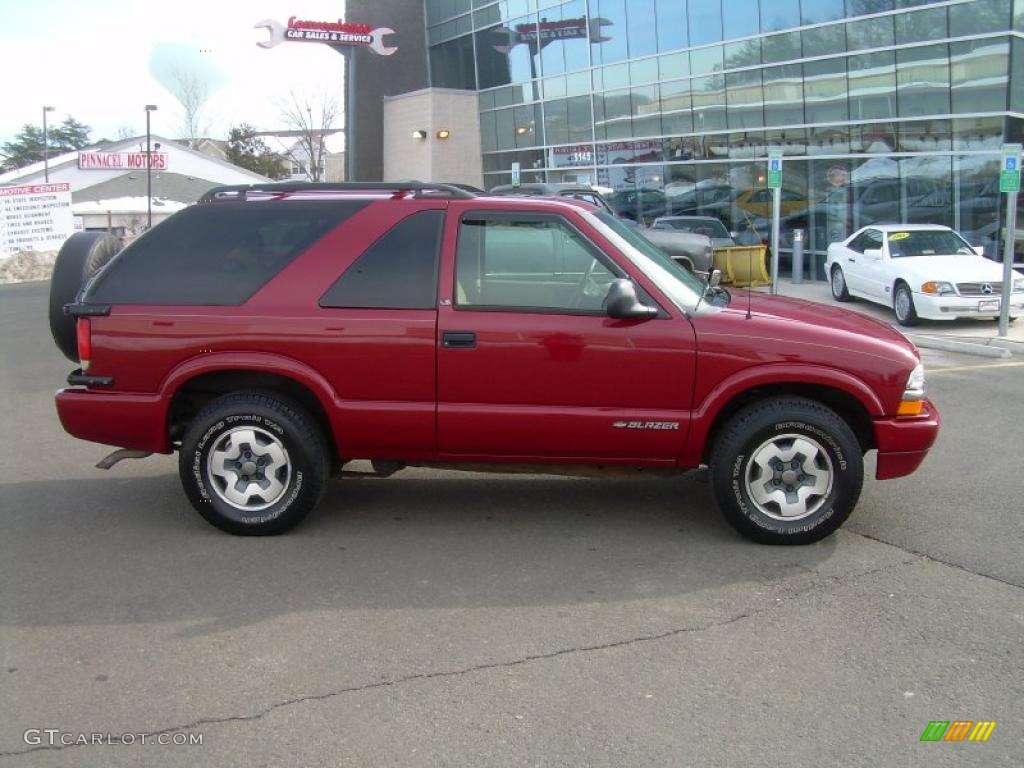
[709,397,863,544]
[893,282,919,326]
[48,232,122,361]
[830,265,851,302]
[179,391,330,535]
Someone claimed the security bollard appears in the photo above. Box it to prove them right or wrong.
[792,229,805,284]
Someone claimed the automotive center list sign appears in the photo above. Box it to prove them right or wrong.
[0,183,75,258]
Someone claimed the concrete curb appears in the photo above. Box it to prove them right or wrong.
[904,334,1012,359]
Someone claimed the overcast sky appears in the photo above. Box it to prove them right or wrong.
[1,0,349,145]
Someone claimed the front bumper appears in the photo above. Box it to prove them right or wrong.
[55,388,170,454]
[913,291,1024,320]
[872,398,940,480]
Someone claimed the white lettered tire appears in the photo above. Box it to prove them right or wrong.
[179,391,329,535]
[709,397,863,544]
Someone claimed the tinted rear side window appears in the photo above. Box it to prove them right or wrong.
[87,200,366,305]
[320,210,443,310]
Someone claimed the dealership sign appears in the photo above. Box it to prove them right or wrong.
[0,183,75,258]
[493,16,612,53]
[255,17,397,55]
[78,152,168,171]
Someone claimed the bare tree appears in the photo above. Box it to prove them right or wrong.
[276,90,340,182]
[115,124,135,140]
[169,67,210,148]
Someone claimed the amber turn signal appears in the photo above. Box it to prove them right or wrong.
[897,399,924,416]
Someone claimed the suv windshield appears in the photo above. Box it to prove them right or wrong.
[589,211,706,311]
[887,230,974,258]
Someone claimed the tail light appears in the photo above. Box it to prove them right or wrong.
[76,318,92,371]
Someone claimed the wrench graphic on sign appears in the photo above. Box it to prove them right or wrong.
[254,19,397,55]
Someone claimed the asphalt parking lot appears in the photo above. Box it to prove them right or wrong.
[1,280,1022,767]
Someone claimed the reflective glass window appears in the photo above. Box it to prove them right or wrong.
[544,98,570,145]
[725,38,761,68]
[804,58,848,124]
[727,70,764,129]
[950,39,1009,114]
[723,0,760,39]
[591,0,630,64]
[949,0,1011,36]
[689,0,724,46]
[630,57,660,86]
[849,51,896,120]
[760,0,800,32]
[762,65,805,126]
[628,0,659,58]
[656,0,689,52]
[660,80,693,134]
[632,86,662,138]
[846,16,893,52]
[494,107,516,150]
[1013,39,1024,112]
[659,52,690,80]
[846,0,895,15]
[480,110,498,152]
[691,45,724,76]
[594,88,633,140]
[514,103,543,147]
[537,0,590,76]
[897,44,950,117]
[567,95,594,143]
[894,7,947,45]
[762,31,801,64]
[429,35,477,90]
[802,25,846,59]
[691,75,728,131]
[802,0,845,24]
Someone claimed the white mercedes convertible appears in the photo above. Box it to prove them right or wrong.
[825,224,1024,326]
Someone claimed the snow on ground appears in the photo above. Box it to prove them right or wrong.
[0,251,58,284]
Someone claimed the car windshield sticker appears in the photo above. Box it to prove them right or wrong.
[889,232,910,241]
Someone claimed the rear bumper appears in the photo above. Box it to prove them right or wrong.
[872,399,940,480]
[55,388,170,454]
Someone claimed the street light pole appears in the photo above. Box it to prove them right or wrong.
[144,104,157,228]
[42,106,55,182]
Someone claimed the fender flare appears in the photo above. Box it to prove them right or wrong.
[683,363,885,465]
[159,351,340,425]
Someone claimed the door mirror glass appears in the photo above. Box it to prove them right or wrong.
[605,279,658,319]
[708,269,722,287]
[864,248,884,260]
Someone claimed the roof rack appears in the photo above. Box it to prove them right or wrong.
[199,181,476,202]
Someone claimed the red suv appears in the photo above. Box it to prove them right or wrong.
[49,182,939,543]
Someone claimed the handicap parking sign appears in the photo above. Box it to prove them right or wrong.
[1006,157,1017,171]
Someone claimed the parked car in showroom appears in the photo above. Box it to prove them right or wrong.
[826,224,1024,326]
[50,181,939,545]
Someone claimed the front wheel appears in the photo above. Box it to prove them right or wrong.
[893,282,919,326]
[709,397,864,544]
[830,265,851,302]
[179,391,330,535]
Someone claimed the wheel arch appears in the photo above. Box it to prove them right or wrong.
[687,366,881,466]
[161,354,339,459]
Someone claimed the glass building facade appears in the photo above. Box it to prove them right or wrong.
[425,0,1024,269]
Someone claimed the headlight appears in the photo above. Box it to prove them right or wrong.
[920,281,956,296]
[898,362,926,416]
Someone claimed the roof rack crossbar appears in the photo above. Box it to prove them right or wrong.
[199,181,476,202]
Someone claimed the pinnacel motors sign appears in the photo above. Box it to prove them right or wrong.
[78,152,168,171]
[255,17,397,55]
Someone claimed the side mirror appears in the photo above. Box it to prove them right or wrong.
[708,269,722,288]
[864,248,884,260]
[605,279,658,320]
[972,245,985,256]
